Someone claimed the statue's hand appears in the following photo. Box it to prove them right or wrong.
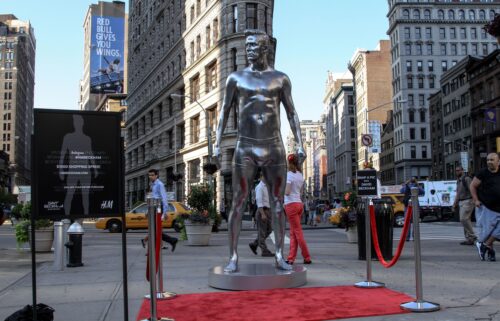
[213,146,222,169]
[297,147,306,166]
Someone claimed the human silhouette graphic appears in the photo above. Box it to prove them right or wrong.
[59,115,98,216]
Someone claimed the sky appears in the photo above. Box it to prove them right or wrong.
[1,0,390,121]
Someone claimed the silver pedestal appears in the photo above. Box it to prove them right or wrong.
[145,291,177,300]
[208,263,307,290]
[354,280,385,288]
[400,300,440,312]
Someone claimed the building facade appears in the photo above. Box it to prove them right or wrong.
[386,0,500,183]
[0,15,35,194]
[80,1,127,111]
[348,40,393,172]
[467,49,500,173]
[429,90,444,179]
[125,0,275,208]
[380,110,396,185]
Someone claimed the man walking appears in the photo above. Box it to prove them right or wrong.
[249,173,274,257]
[453,165,477,245]
[470,153,500,262]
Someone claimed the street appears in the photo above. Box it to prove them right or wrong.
[0,220,499,321]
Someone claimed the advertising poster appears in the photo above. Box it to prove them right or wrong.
[368,120,381,154]
[90,15,125,94]
[33,110,123,219]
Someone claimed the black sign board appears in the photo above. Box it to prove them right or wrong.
[357,169,378,196]
[33,109,123,219]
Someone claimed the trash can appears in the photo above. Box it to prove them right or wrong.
[357,199,394,261]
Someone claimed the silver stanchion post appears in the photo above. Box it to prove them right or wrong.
[52,221,64,271]
[141,194,174,321]
[355,197,385,288]
[401,187,440,312]
[149,199,176,300]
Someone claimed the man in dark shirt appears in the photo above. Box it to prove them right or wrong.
[452,166,477,245]
[470,153,500,262]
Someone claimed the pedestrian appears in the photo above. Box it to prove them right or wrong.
[322,200,331,223]
[307,200,315,226]
[141,169,178,252]
[284,154,312,265]
[400,176,424,241]
[452,165,477,245]
[249,172,274,257]
[470,152,500,262]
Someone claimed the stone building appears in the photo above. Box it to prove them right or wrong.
[0,15,35,194]
[125,0,274,208]
[467,49,500,173]
[386,0,500,183]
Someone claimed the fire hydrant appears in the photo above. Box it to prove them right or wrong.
[65,222,84,267]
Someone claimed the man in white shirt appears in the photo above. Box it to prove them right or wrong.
[249,173,274,257]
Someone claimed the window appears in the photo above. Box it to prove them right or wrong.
[483,43,489,55]
[196,35,201,58]
[461,43,468,55]
[190,74,200,101]
[408,94,414,107]
[246,3,257,29]
[420,110,426,122]
[425,27,432,39]
[471,28,477,39]
[178,124,185,148]
[410,128,416,139]
[417,60,423,72]
[419,94,425,106]
[428,60,434,72]
[469,10,476,20]
[429,77,435,88]
[208,106,217,133]
[168,130,173,149]
[451,43,457,55]
[405,44,411,55]
[411,146,416,158]
[190,41,194,63]
[450,27,456,39]
[418,77,424,89]
[422,146,427,159]
[421,128,426,139]
[479,10,486,20]
[403,9,410,19]
[481,29,487,39]
[439,28,445,39]
[232,5,238,33]
[458,9,465,20]
[438,10,444,19]
[413,9,420,19]
[471,43,478,55]
[206,25,211,49]
[440,43,447,55]
[407,77,413,88]
[191,115,200,143]
[189,158,200,181]
[415,27,421,39]
[448,10,455,20]
[424,9,431,19]
[190,5,195,24]
[404,27,411,39]
[409,110,415,122]
[406,60,412,72]
[205,61,217,92]
[231,48,237,71]
[416,44,422,55]
[196,0,201,17]
[213,18,219,40]
[442,61,448,71]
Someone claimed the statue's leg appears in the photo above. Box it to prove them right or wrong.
[262,165,292,271]
[224,163,257,272]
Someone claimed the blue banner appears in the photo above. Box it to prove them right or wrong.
[484,108,497,123]
[90,16,125,94]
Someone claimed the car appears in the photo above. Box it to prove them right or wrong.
[380,194,406,227]
[95,201,190,233]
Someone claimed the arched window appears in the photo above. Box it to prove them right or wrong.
[413,9,420,19]
[403,9,410,19]
[489,10,496,20]
[479,10,486,20]
[469,10,476,20]
[458,10,465,20]
[424,9,431,19]
[438,10,444,19]
[448,10,455,20]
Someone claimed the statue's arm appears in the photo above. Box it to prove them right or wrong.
[215,74,237,150]
[281,75,304,150]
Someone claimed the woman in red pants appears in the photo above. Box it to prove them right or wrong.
[284,154,312,265]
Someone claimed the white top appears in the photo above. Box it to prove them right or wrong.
[255,181,270,208]
[284,171,304,205]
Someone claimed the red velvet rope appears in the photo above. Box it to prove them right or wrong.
[370,205,412,268]
[146,212,163,281]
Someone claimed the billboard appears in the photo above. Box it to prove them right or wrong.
[33,110,123,220]
[90,15,125,94]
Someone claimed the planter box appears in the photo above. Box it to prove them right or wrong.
[184,222,212,246]
[29,227,54,252]
[346,226,358,243]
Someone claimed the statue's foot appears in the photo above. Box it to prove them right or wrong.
[275,257,292,271]
[223,259,238,273]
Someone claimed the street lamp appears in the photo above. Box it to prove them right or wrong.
[170,94,216,174]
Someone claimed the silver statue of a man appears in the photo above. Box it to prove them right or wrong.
[214,30,305,272]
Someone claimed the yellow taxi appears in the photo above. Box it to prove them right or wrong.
[95,201,190,233]
[380,194,406,227]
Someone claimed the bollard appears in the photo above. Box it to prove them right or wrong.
[53,221,64,271]
[355,197,385,288]
[65,222,84,268]
[400,187,440,312]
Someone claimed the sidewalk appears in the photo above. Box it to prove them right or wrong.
[0,220,499,321]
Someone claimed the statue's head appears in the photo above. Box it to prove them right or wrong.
[245,29,269,63]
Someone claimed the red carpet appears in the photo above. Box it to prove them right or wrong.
[136,286,413,321]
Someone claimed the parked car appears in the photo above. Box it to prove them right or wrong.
[95,201,190,233]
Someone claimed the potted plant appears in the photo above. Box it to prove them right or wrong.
[15,202,53,251]
[181,183,217,245]
[484,13,500,43]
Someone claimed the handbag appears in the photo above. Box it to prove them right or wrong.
[4,303,54,321]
